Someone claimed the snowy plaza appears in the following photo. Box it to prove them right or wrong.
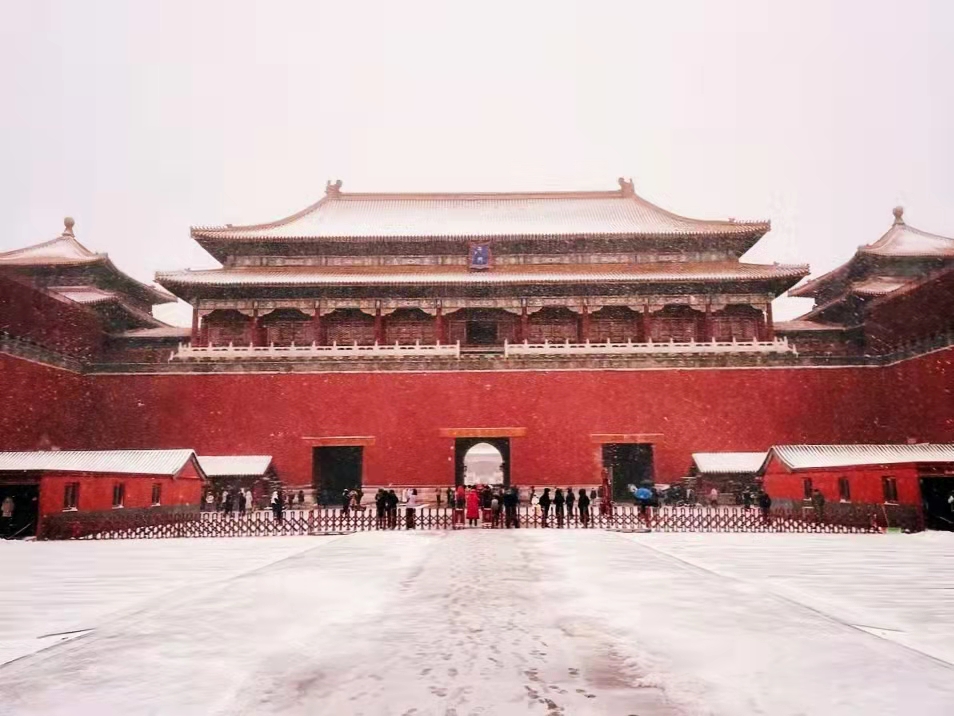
[0,531,952,715]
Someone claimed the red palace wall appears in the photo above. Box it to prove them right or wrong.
[85,365,892,489]
[0,354,95,450]
[881,347,954,444]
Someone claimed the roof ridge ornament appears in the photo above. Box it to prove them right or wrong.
[893,206,905,225]
[617,177,635,197]
[325,179,343,198]
[63,216,75,237]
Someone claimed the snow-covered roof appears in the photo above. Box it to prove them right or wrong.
[117,326,192,339]
[50,286,117,305]
[790,208,954,299]
[692,452,767,475]
[0,234,101,266]
[774,319,848,333]
[197,455,273,477]
[0,449,200,476]
[191,180,770,243]
[764,444,954,471]
[849,277,908,297]
[157,262,807,288]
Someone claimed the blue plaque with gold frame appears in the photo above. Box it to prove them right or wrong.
[469,243,491,270]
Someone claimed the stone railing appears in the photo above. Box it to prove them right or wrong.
[503,336,796,357]
[172,341,461,360]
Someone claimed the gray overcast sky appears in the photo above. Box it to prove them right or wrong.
[2,0,952,325]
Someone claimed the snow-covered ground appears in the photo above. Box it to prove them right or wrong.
[0,531,951,715]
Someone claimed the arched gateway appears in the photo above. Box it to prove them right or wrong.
[455,438,510,487]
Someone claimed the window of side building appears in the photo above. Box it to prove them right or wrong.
[838,477,851,502]
[802,478,813,500]
[151,483,162,506]
[882,476,898,503]
[112,483,125,508]
[63,482,79,511]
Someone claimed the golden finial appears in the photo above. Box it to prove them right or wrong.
[892,206,904,225]
[63,216,75,236]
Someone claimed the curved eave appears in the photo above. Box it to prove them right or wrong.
[156,267,808,293]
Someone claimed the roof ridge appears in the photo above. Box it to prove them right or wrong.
[189,180,771,237]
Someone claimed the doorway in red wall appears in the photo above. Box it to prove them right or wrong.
[602,444,654,502]
[313,447,363,505]
[920,475,954,531]
[0,482,39,539]
[455,438,510,487]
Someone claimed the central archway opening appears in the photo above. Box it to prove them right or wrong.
[454,437,510,487]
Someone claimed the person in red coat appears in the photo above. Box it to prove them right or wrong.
[465,487,480,527]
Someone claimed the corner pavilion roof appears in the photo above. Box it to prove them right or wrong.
[190,179,770,245]
[0,218,175,306]
[790,207,954,300]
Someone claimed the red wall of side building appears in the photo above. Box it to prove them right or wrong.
[85,365,891,489]
[37,464,202,532]
[762,457,922,506]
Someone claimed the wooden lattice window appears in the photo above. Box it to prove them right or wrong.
[63,482,79,510]
[882,476,898,503]
[838,477,851,502]
[112,483,125,508]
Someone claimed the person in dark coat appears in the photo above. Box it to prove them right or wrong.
[539,488,552,527]
[375,489,386,529]
[565,487,575,521]
[758,490,772,522]
[271,490,284,522]
[578,488,591,527]
[387,490,399,529]
[503,487,519,528]
[554,488,565,528]
[811,489,826,522]
[237,490,247,518]
[223,491,234,518]
[297,489,305,506]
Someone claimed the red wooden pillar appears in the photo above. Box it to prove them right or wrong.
[312,308,323,345]
[578,304,590,342]
[374,304,384,344]
[190,308,199,345]
[520,304,529,343]
[249,309,264,346]
[435,304,445,344]
[199,314,209,346]
[642,304,653,342]
[765,301,775,341]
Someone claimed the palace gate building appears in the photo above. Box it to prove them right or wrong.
[1,179,953,505]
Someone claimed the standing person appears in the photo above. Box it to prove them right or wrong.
[554,488,565,528]
[1,496,14,536]
[223,491,234,518]
[342,489,351,517]
[708,487,719,508]
[539,488,552,528]
[578,488,591,528]
[811,489,826,522]
[503,486,518,528]
[565,487,575,522]
[297,489,305,507]
[527,486,537,507]
[454,484,466,527]
[271,490,283,522]
[204,492,214,512]
[491,491,502,528]
[237,490,247,518]
[742,488,753,511]
[446,487,454,511]
[387,489,399,529]
[758,490,772,523]
[436,489,442,509]
[375,489,387,529]
[405,488,418,529]
[465,487,480,527]
[245,488,254,513]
